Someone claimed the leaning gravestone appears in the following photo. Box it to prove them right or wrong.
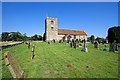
[94,41,99,49]
[82,39,88,52]
[3,51,24,78]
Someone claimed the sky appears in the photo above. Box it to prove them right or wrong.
[2,2,118,38]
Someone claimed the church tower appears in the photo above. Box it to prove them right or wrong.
[45,16,58,41]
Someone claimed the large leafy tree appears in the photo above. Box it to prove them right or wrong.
[31,34,42,41]
[10,32,23,41]
[95,37,104,43]
[108,26,120,43]
[23,33,28,41]
[1,32,43,41]
[1,32,10,41]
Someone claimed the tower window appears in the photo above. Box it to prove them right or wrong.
[51,27,54,30]
[51,20,54,24]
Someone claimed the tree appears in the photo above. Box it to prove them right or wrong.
[37,35,42,40]
[108,26,120,43]
[95,37,104,43]
[1,32,10,41]
[8,32,23,41]
[87,37,90,42]
[31,34,42,41]
[1,31,43,41]
[43,33,46,41]
[23,33,28,41]
[90,35,95,43]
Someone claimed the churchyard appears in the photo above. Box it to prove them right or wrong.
[1,41,119,78]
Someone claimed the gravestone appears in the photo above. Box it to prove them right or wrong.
[59,40,62,43]
[78,44,82,48]
[118,44,120,52]
[94,41,99,49]
[74,42,76,49]
[53,39,55,43]
[109,40,116,52]
[70,41,72,48]
[32,44,35,59]
[82,39,88,52]
[3,51,24,78]
[103,45,107,51]
[48,41,50,44]
[28,41,30,49]
[115,44,118,51]
[75,39,79,47]
[72,39,74,47]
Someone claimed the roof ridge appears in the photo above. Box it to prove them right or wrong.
[58,28,84,31]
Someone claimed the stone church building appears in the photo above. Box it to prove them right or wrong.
[45,16,87,42]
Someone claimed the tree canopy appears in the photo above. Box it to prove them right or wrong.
[95,37,104,43]
[108,26,120,43]
[1,32,43,41]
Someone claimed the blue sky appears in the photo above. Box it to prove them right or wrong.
[2,2,118,38]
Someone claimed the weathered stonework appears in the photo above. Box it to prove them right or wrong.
[45,16,87,42]
[45,16,58,41]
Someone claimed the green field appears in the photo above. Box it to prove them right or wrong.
[1,42,119,78]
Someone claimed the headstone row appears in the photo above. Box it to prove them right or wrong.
[69,39,88,52]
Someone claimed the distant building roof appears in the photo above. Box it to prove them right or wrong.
[58,29,87,35]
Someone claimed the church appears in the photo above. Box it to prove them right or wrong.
[45,16,87,42]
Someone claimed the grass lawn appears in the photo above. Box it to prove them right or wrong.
[1,42,119,78]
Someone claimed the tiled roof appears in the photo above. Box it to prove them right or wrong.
[58,29,87,35]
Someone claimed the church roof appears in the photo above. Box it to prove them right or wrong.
[58,29,87,35]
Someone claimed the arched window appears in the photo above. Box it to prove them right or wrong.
[51,20,54,24]
[51,27,54,30]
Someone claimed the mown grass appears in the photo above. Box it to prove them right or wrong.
[1,42,119,78]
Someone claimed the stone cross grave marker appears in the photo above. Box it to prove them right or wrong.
[82,39,88,52]
[3,51,24,78]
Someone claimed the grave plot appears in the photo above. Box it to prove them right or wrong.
[1,42,118,78]
[3,51,24,79]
